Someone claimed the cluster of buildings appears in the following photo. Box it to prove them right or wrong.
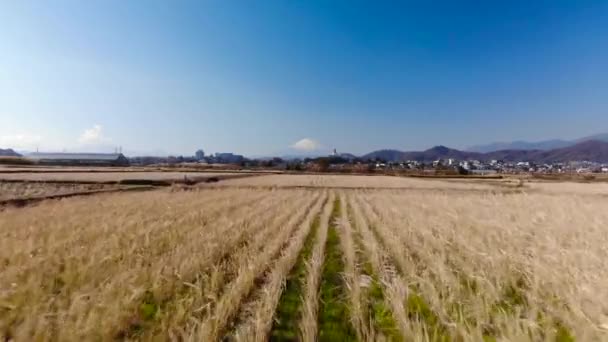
[129,151,245,166]
[25,152,129,166]
[21,149,246,167]
[376,158,608,174]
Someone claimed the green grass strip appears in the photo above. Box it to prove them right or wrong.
[269,215,321,341]
[317,198,357,341]
[406,292,450,341]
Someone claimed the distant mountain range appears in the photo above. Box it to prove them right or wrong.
[361,140,608,163]
[467,133,608,153]
[0,148,21,157]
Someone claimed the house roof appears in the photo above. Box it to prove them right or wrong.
[27,153,125,161]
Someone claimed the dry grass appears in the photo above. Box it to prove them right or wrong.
[352,189,608,340]
[1,188,277,340]
[348,193,410,340]
[230,192,328,342]
[299,192,334,342]
[219,174,501,191]
[0,182,117,201]
[1,175,607,341]
[526,180,608,195]
[0,171,243,183]
[191,192,322,341]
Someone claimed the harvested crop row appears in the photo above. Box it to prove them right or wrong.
[354,193,451,340]
[347,194,410,339]
[120,191,315,340]
[343,192,402,342]
[267,213,322,341]
[228,192,329,342]
[336,192,368,341]
[189,192,326,340]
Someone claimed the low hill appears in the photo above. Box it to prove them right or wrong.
[401,146,483,162]
[338,153,358,160]
[361,149,408,161]
[0,148,21,157]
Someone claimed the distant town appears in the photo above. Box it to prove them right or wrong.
[3,138,608,176]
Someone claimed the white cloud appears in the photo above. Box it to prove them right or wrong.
[0,133,42,149]
[290,138,322,151]
[79,124,111,145]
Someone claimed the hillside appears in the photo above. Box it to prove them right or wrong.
[468,140,571,153]
[361,140,608,163]
[575,133,608,143]
[362,146,483,162]
[0,148,21,157]
[536,140,608,163]
[468,133,608,153]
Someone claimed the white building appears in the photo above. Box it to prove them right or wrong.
[459,161,470,170]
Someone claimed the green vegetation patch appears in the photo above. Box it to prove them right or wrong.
[495,277,529,314]
[554,321,575,342]
[489,274,575,341]
[535,311,576,342]
[406,292,450,341]
[368,278,403,341]
[270,215,321,341]
[115,290,159,339]
[139,291,159,321]
[317,198,357,341]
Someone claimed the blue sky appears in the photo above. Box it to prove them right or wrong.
[1,1,607,156]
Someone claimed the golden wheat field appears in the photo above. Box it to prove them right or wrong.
[1,174,608,341]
